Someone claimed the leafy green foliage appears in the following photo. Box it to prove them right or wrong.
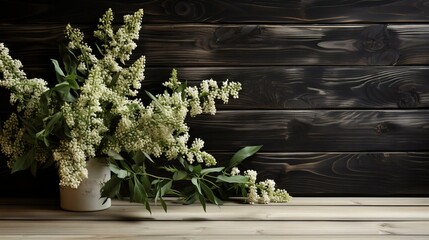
[228,145,262,170]
[101,145,262,213]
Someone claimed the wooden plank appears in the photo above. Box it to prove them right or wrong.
[3,66,429,111]
[2,204,429,221]
[1,24,429,67]
[217,152,429,196]
[0,220,428,235]
[1,148,428,198]
[1,142,427,197]
[1,198,427,238]
[139,24,429,66]
[1,197,429,206]
[112,197,429,206]
[188,110,429,152]
[1,0,429,23]
[1,236,428,240]
[1,152,427,198]
[144,66,429,109]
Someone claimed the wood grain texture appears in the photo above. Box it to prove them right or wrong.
[2,202,429,221]
[1,0,429,199]
[1,236,428,240]
[188,110,429,152]
[2,197,429,206]
[1,198,428,239]
[1,24,429,66]
[231,152,429,196]
[143,66,429,109]
[1,152,428,197]
[2,66,428,111]
[1,0,429,23]
[1,220,429,236]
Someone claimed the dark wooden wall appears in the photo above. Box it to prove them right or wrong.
[0,0,428,197]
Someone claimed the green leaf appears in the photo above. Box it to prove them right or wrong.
[52,82,68,91]
[109,164,122,174]
[200,181,216,205]
[11,147,36,173]
[159,197,167,212]
[142,151,154,163]
[64,125,72,138]
[240,185,247,197]
[145,90,166,114]
[184,192,198,205]
[154,180,172,209]
[128,178,135,201]
[198,193,207,212]
[107,150,124,160]
[228,145,262,169]
[52,81,76,102]
[39,92,50,117]
[193,164,202,174]
[119,160,132,172]
[178,81,187,93]
[160,180,172,196]
[133,176,150,213]
[95,42,104,56]
[65,75,79,89]
[44,112,63,137]
[162,165,178,173]
[100,175,122,199]
[200,181,223,206]
[132,151,154,164]
[51,58,65,80]
[140,174,151,192]
[172,170,188,181]
[217,175,249,184]
[191,177,202,195]
[116,169,129,179]
[35,130,46,141]
[59,43,77,76]
[178,156,188,169]
[18,115,39,134]
[200,167,224,176]
[131,150,145,165]
[63,92,76,102]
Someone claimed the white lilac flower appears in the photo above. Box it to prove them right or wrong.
[261,190,270,204]
[98,8,144,63]
[65,24,97,68]
[94,8,114,44]
[244,170,258,184]
[0,44,48,116]
[53,139,88,188]
[230,167,240,176]
[247,185,259,204]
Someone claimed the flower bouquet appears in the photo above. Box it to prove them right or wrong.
[0,8,291,212]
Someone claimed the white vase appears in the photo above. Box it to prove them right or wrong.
[60,157,111,211]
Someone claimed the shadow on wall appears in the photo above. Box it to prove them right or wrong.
[0,157,59,198]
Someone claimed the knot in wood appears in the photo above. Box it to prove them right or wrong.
[397,89,420,108]
[361,38,384,52]
[172,0,200,19]
[355,25,400,65]
[374,123,388,135]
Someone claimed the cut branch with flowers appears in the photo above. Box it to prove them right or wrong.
[0,8,291,212]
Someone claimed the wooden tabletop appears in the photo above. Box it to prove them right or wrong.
[1,197,428,239]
